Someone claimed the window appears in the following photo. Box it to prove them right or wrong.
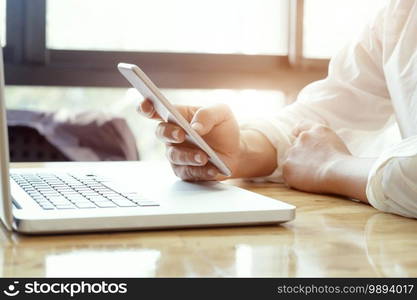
[5,0,392,88]
[303,0,389,58]
[4,0,294,88]
[1,0,5,46]
[46,0,288,55]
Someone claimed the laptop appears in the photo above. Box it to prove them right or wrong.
[0,47,295,234]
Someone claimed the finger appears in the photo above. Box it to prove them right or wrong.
[138,99,200,123]
[292,120,318,137]
[155,122,186,143]
[190,103,232,136]
[138,98,161,120]
[166,145,209,166]
[172,164,219,181]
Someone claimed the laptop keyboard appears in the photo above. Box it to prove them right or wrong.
[10,173,159,210]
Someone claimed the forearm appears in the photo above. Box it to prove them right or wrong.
[233,129,277,179]
[324,156,377,203]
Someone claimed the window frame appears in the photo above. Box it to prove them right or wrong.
[3,0,328,90]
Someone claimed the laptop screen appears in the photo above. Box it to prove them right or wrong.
[0,44,13,230]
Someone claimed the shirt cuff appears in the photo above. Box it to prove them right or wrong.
[366,135,417,218]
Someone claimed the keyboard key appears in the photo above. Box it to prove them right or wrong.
[48,184,67,187]
[68,184,85,188]
[40,204,55,210]
[55,204,76,209]
[74,188,92,192]
[40,191,61,196]
[94,190,112,194]
[26,179,43,182]
[84,181,101,185]
[76,192,94,196]
[111,199,137,207]
[100,192,121,198]
[52,202,73,207]
[48,196,71,202]
[92,185,110,189]
[137,200,159,207]
[37,200,52,206]
[66,195,88,201]
[81,180,98,184]
[88,195,111,202]
[67,197,91,203]
[55,187,74,191]
[95,201,117,208]
[47,197,72,205]
[46,195,68,200]
[30,196,44,201]
[28,191,42,197]
[37,187,55,192]
[60,191,79,195]
[106,195,128,200]
[74,202,97,209]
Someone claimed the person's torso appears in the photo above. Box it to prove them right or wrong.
[382,0,417,138]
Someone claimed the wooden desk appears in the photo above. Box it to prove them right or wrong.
[1,162,417,277]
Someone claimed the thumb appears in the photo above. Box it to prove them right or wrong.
[190,104,232,136]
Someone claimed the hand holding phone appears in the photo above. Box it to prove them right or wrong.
[118,63,233,177]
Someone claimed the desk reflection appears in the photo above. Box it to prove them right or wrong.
[1,185,417,277]
[0,225,295,277]
[365,213,417,277]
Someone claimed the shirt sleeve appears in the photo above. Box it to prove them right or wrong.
[242,5,393,183]
[367,135,417,219]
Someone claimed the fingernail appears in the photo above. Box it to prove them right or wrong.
[138,106,154,118]
[208,169,218,177]
[194,154,203,164]
[191,122,203,132]
[145,109,154,117]
[172,129,180,141]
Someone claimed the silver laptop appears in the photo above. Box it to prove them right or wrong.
[0,47,295,234]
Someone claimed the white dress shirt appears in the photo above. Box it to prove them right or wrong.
[245,0,417,218]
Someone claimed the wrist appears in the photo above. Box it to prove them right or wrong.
[232,129,277,179]
[321,154,354,195]
[322,155,375,202]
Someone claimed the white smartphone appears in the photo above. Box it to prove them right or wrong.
[117,63,232,177]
